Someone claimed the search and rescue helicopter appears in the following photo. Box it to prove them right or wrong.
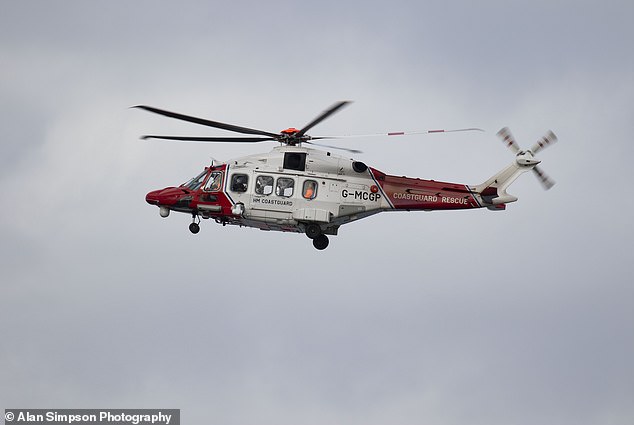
[136,101,557,250]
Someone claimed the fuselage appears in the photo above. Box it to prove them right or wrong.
[146,146,490,238]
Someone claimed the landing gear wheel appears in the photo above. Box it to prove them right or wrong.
[312,234,329,250]
[189,222,200,234]
[305,223,322,239]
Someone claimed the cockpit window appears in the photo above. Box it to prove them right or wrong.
[204,172,223,192]
[182,170,207,191]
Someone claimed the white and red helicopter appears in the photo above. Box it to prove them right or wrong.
[137,101,556,250]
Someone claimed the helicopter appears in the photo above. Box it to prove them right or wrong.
[136,101,557,250]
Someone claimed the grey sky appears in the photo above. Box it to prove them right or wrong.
[1,1,633,424]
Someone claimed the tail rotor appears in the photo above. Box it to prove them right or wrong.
[497,127,558,190]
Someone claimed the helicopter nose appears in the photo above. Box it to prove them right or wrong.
[146,189,163,205]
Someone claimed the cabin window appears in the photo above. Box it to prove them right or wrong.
[303,180,318,199]
[276,177,294,198]
[255,175,274,195]
[203,172,223,192]
[283,152,306,171]
[230,174,248,193]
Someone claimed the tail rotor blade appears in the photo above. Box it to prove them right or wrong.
[533,165,555,190]
[530,130,558,155]
[497,127,521,153]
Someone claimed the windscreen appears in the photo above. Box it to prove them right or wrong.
[181,170,207,191]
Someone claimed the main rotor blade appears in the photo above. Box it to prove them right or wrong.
[532,165,555,190]
[296,101,351,138]
[304,140,362,154]
[314,128,484,138]
[141,135,276,143]
[530,130,557,155]
[134,105,279,138]
[497,127,521,153]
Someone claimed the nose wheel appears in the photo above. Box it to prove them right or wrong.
[189,214,201,234]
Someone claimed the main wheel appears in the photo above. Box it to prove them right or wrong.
[305,223,322,239]
[312,234,329,250]
[189,222,200,234]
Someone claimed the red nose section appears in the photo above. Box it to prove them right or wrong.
[146,189,162,205]
[146,187,182,206]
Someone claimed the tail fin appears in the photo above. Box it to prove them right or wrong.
[475,159,534,205]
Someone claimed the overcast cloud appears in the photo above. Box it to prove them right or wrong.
[1,1,633,424]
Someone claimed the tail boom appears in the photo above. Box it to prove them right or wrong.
[370,168,482,211]
[370,153,538,212]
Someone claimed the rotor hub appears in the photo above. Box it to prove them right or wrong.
[280,127,300,135]
[279,127,308,145]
